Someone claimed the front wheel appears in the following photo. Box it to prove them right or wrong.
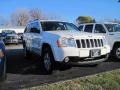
[42,47,54,74]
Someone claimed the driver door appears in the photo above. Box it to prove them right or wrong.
[93,24,113,47]
[30,21,42,54]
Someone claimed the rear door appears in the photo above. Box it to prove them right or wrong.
[84,24,94,33]
[93,24,113,47]
[93,24,108,38]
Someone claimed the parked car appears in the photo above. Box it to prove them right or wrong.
[0,36,6,81]
[2,30,19,44]
[22,19,110,74]
[78,22,120,60]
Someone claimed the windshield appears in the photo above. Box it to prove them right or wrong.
[2,30,16,34]
[41,21,79,31]
[105,24,120,32]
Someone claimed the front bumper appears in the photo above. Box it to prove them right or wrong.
[5,39,18,44]
[53,45,110,65]
[62,54,109,65]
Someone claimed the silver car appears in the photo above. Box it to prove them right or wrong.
[2,30,19,44]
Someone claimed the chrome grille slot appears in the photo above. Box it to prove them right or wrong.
[94,39,97,47]
[90,39,94,47]
[101,39,103,46]
[86,39,90,48]
[98,39,101,47]
[76,40,81,48]
[81,39,86,48]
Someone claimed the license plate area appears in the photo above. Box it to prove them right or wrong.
[90,49,101,57]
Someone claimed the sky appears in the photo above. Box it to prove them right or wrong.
[0,0,120,22]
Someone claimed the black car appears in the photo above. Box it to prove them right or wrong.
[0,35,6,81]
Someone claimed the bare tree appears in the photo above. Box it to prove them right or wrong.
[10,8,63,26]
[4,20,12,27]
[29,8,47,20]
[29,8,63,20]
[11,8,30,26]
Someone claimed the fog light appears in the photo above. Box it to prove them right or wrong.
[64,57,69,63]
[0,49,4,58]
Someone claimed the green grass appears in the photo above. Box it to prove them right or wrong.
[23,69,120,90]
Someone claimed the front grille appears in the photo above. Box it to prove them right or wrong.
[76,39,104,48]
[6,36,16,40]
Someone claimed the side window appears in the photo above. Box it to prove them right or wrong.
[78,25,84,31]
[24,25,30,33]
[94,24,106,33]
[84,25,93,33]
[30,22,40,33]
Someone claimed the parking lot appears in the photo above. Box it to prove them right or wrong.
[1,44,120,90]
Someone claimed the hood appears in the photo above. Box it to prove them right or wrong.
[45,31,104,39]
[109,32,120,39]
[110,32,120,35]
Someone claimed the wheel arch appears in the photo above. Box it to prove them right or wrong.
[112,42,120,50]
[41,43,55,60]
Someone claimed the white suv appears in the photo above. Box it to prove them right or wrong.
[23,20,110,73]
[78,23,120,60]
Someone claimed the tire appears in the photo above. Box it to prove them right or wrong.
[0,58,6,81]
[112,45,120,60]
[42,46,54,74]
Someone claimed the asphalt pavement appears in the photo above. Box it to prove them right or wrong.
[0,44,120,90]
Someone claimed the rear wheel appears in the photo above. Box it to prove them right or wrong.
[112,45,120,60]
[42,46,54,74]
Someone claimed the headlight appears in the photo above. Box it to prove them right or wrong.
[0,49,4,58]
[57,37,76,47]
